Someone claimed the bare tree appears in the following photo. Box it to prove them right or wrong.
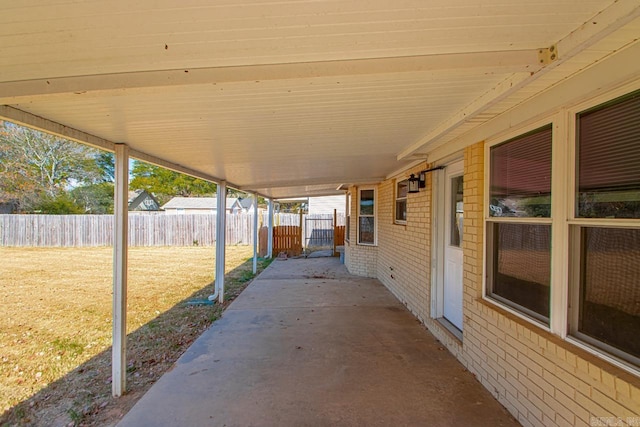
[0,121,102,212]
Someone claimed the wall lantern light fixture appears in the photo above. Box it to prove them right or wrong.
[408,165,445,194]
[408,174,420,193]
[418,171,427,189]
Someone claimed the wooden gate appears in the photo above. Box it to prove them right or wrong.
[333,225,345,256]
[273,225,302,257]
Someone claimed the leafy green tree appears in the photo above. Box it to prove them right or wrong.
[70,182,114,214]
[33,193,85,214]
[95,152,115,183]
[67,152,116,213]
[130,161,217,205]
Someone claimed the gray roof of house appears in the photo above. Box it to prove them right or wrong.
[162,197,240,210]
[128,190,160,211]
[238,197,255,209]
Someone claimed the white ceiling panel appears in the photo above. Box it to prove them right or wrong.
[0,0,611,81]
[1,0,638,198]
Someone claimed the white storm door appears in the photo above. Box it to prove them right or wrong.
[443,161,464,331]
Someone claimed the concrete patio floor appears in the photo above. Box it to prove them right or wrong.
[118,257,519,427]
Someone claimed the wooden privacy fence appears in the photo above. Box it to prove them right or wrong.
[1,212,345,248]
[0,213,265,247]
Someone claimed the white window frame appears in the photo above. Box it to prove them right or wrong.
[357,187,377,246]
[395,179,408,225]
[482,80,640,375]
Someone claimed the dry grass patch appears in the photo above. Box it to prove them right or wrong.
[0,245,270,426]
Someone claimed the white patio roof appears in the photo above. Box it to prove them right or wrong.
[1,0,639,199]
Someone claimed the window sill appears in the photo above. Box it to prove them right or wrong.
[485,292,549,327]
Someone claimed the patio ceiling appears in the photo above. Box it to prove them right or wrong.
[1,0,639,199]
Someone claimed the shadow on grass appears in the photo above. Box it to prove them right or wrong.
[1,256,274,427]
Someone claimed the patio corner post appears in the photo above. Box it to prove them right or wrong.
[216,182,227,304]
[253,193,258,274]
[112,143,129,397]
[267,198,274,258]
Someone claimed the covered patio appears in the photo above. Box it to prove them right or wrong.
[117,256,517,426]
[3,2,640,424]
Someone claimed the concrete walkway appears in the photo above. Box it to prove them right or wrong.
[118,257,518,427]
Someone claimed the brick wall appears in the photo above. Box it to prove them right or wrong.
[376,164,431,323]
[346,243,378,277]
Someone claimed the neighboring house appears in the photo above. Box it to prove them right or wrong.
[273,198,308,214]
[307,195,345,215]
[127,190,160,212]
[162,196,243,215]
[237,197,256,213]
[344,70,640,423]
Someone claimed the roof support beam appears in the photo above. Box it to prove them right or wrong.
[556,0,640,61]
[243,176,383,192]
[396,71,533,160]
[0,105,260,196]
[428,41,640,163]
[0,105,115,151]
[397,0,640,161]
[0,50,541,104]
[128,149,242,192]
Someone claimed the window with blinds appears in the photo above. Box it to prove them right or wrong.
[577,90,640,218]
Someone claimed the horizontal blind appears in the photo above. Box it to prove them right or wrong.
[490,125,552,198]
[578,90,640,191]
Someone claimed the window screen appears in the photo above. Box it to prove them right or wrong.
[489,223,551,321]
[578,227,640,360]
